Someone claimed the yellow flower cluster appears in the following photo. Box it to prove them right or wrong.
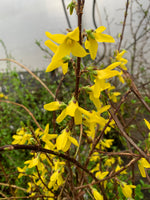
[11,25,134,199]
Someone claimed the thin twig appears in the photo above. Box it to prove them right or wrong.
[118,0,129,51]
[0,182,27,192]
[0,58,56,99]
[75,0,82,100]
[109,108,150,162]
[0,100,43,131]
[75,157,140,190]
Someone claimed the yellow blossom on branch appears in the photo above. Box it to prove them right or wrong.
[45,27,87,61]
[120,182,136,198]
[108,86,121,102]
[104,157,115,167]
[100,139,114,149]
[95,171,109,180]
[92,62,121,98]
[144,119,150,130]
[12,127,32,145]
[138,158,150,177]
[56,128,79,152]
[41,124,57,150]
[83,85,102,110]
[24,154,43,170]
[45,40,70,74]
[44,101,63,111]
[44,97,91,125]
[92,188,104,200]
[85,26,115,60]
[48,170,64,189]
[115,165,127,174]
[115,50,128,70]
[48,160,65,190]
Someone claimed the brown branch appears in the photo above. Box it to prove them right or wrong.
[95,150,140,157]
[75,157,140,190]
[75,0,83,100]
[109,108,150,162]
[123,70,150,113]
[35,166,50,192]
[118,0,129,51]
[0,144,98,182]
[0,182,27,192]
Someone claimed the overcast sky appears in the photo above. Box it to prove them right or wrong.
[0,0,147,72]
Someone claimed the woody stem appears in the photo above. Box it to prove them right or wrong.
[75,0,83,100]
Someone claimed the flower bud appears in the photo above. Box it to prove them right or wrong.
[86,29,95,40]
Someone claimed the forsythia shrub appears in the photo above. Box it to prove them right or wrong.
[0,0,150,199]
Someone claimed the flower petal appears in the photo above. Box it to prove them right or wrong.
[45,32,66,44]
[67,27,79,41]
[144,119,150,130]
[95,26,106,33]
[46,59,62,72]
[95,33,115,43]
[92,188,104,200]
[56,131,68,151]
[44,101,60,111]
[85,38,98,60]
[138,162,146,177]
[45,40,58,53]
[74,109,82,125]
[62,62,69,74]
[53,42,71,60]
[68,136,79,147]
[71,42,87,57]
[56,109,67,123]
[66,100,78,116]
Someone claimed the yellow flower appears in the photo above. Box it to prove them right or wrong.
[104,157,115,167]
[115,165,127,174]
[48,160,65,189]
[45,40,70,74]
[56,128,79,152]
[108,86,121,102]
[56,99,82,124]
[115,50,128,70]
[17,166,28,178]
[84,85,102,110]
[100,139,114,149]
[12,127,32,145]
[24,154,43,170]
[92,188,104,200]
[90,152,100,162]
[144,119,150,130]
[41,124,57,149]
[90,163,100,173]
[93,62,121,98]
[45,27,87,61]
[95,171,109,180]
[48,170,64,189]
[24,157,39,168]
[44,97,91,125]
[44,101,62,111]
[120,182,136,198]
[85,26,115,59]
[0,93,8,99]
[138,158,150,177]
[84,106,110,139]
